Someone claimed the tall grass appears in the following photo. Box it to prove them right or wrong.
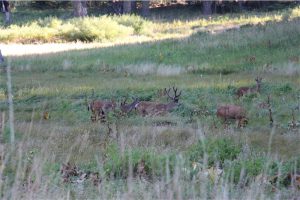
[0,122,299,199]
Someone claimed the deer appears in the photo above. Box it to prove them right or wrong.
[135,87,182,116]
[216,104,248,128]
[120,97,140,114]
[236,77,262,98]
[88,99,116,122]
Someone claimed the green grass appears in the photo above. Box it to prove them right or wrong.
[0,7,300,199]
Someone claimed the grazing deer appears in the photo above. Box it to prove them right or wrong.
[216,104,248,127]
[120,98,140,114]
[135,87,182,116]
[88,99,116,122]
[236,77,262,98]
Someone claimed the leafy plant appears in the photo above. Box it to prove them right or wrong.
[187,137,241,167]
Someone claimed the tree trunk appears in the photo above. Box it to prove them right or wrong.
[238,0,245,11]
[123,1,132,14]
[2,0,11,24]
[73,1,88,17]
[202,1,213,15]
[111,0,123,15]
[131,1,137,13]
[141,1,150,17]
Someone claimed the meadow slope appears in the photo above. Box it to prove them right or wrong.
[0,9,300,199]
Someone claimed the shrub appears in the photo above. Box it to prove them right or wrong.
[275,83,293,94]
[225,155,266,184]
[225,155,300,186]
[103,143,176,178]
[114,15,152,35]
[187,137,241,167]
[0,16,134,43]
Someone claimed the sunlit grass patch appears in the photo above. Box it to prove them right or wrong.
[1,6,300,44]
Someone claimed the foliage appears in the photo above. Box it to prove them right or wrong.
[187,138,242,167]
[103,143,176,178]
[0,6,300,199]
[2,6,300,43]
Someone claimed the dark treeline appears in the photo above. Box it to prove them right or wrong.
[5,1,300,18]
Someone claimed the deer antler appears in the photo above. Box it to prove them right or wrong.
[173,86,182,98]
[166,87,182,102]
[166,87,174,100]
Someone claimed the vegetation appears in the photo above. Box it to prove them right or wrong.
[1,6,300,43]
[0,5,300,199]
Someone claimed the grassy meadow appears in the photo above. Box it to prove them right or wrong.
[0,6,300,199]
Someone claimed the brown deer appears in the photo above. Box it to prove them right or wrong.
[88,99,116,122]
[135,87,182,116]
[216,104,248,127]
[236,77,262,98]
[120,98,140,114]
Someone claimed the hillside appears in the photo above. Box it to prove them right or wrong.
[0,7,300,199]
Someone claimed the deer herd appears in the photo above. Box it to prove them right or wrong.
[88,77,264,128]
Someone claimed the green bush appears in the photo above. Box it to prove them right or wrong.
[0,15,138,43]
[114,15,149,35]
[187,137,242,167]
[225,155,300,186]
[103,143,176,178]
[275,83,293,94]
[225,155,265,184]
[59,17,132,42]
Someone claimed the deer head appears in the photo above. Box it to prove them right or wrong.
[120,97,139,113]
[165,87,182,103]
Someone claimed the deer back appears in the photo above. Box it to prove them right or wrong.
[135,101,157,116]
[236,77,262,98]
[236,86,251,98]
[216,105,246,120]
[88,99,116,113]
[102,100,116,113]
[88,100,103,113]
[136,87,182,116]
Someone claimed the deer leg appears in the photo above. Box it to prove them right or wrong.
[142,109,147,117]
[91,115,96,122]
[223,118,228,129]
[91,112,97,122]
[100,110,108,123]
[237,118,246,128]
[237,119,241,128]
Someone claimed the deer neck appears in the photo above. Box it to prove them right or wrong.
[166,101,178,110]
[127,101,139,113]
